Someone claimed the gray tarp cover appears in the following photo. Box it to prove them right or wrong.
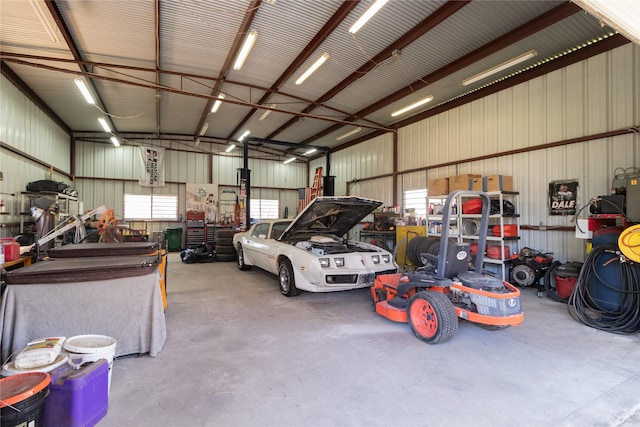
[1,270,167,363]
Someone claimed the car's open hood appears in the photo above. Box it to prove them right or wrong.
[279,196,383,241]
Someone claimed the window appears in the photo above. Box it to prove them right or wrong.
[403,189,427,218]
[270,221,291,239]
[124,194,178,220]
[251,223,270,238]
[250,199,279,220]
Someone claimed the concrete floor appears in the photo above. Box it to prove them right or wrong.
[101,253,640,427]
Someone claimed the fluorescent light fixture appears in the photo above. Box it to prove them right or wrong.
[199,123,209,136]
[74,79,95,105]
[573,0,640,45]
[211,93,225,113]
[283,157,296,164]
[462,50,538,86]
[225,144,236,153]
[259,104,277,121]
[98,117,111,133]
[29,0,59,43]
[110,136,120,147]
[234,30,257,71]
[391,96,434,117]
[194,138,201,148]
[238,130,250,142]
[304,148,317,156]
[336,127,362,141]
[295,53,329,85]
[349,0,388,34]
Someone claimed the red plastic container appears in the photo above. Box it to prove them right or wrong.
[493,225,518,237]
[1,237,20,262]
[555,276,578,299]
[462,198,483,214]
[44,359,109,427]
[486,245,510,260]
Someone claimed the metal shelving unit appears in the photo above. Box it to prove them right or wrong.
[427,191,520,280]
[19,191,79,233]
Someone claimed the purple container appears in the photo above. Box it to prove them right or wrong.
[44,359,109,427]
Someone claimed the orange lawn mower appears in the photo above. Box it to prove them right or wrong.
[371,191,524,344]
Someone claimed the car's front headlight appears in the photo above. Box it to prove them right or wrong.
[381,254,390,263]
[319,258,330,268]
[372,255,380,264]
[334,257,345,267]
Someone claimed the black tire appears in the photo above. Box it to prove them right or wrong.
[407,237,439,267]
[408,291,458,344]
[544,261,566,303]
[215,245,236,255]
[406,236,426,266]
[278,259,298,297]
[217,237,234,246]
[215,253,236,262]
[216,229,235,239]
[236,244,251,271]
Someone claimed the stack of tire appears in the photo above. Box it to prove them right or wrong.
[214,229,236,262]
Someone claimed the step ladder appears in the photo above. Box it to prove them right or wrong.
[297,167,323,213]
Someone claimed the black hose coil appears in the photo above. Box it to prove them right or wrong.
[568,243,640,334]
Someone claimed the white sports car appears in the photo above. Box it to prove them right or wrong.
[232,196,398,296]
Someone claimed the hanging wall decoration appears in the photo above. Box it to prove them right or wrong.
[549,180,578,216]
[138,146,166,187]
[186,183,218,224]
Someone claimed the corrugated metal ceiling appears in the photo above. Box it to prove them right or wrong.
[0,0,633,159]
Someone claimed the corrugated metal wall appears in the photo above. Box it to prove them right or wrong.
[73,139,308,233]
[0,74,72,238]
[311,132,395,205]
[397,43,639,262]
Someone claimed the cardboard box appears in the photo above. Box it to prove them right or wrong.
[471,177,483,191]
[428,178,449,196]
[483,175,513,192]
[449,174,481,192]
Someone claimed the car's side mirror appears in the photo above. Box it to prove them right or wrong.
[258,234,267,239]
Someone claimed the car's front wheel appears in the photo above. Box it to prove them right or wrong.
[278,259,298,297]
[236,244,251,271]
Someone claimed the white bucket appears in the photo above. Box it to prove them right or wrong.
[1,353,68,377]
[64,335,117,394]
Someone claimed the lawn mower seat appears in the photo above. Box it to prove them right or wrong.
[441,242,471,279]
[457,271,505,290]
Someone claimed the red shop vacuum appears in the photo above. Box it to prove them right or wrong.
[543,261,583,303]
